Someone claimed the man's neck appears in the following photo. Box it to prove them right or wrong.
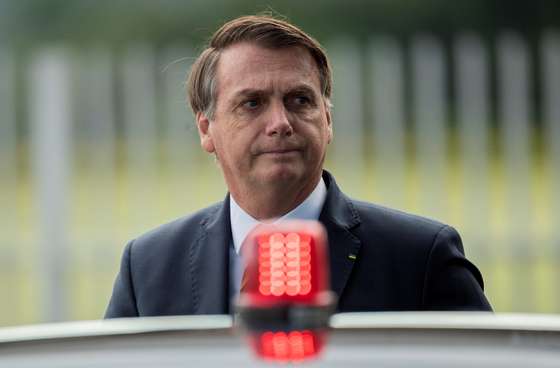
[229,175,327,254]
[231,175,322,221]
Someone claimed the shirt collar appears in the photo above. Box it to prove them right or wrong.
[229,177,327,254]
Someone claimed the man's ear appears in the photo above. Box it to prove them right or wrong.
[325,101,333,144]
[196,112,215,153]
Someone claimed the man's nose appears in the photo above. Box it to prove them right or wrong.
[264,102,293,137]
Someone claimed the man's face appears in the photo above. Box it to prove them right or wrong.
[197,42,332,199]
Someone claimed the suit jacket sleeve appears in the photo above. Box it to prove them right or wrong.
[422,226,492,311]
[105,241,140,318]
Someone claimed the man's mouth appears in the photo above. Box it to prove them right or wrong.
[260,148,301,156]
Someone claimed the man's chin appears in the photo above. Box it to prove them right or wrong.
[256,166,302,186]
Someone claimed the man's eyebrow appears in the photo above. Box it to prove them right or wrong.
[228,84,319,104]
[288,84,318,95]
[226,88,267,106]
[231,88,266,98]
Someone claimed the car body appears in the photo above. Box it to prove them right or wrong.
[1,313,559,367]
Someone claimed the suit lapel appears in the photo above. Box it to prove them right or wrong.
[189,196,231,314]
[187,172,358,313]
[319,171,362,299]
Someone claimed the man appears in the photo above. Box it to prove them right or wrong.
[105,15,491,318]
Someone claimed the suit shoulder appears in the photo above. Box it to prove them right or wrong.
[129,202,222,253]
[350,199,449,240]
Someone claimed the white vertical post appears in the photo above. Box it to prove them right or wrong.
[161,45,207,213]
[29,48,72,322]
[498,32,532,247]
[121,44,158,229]
[83,47,117,233]
[162,45,197,164]
[542,31,560,233]
[74,47,117,232]
[0,47,16,174]
[542,30,560,311]
[455,33,491,258]
[74,47,118,315]
[498,32,533,311]
[368,36,406,209]
[0,47,17,228]
[411,35,447,218]
[0,47,19,321]
[327,38,365,196]
[80,48,116,182]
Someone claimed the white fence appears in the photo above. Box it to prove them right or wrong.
[0,31,559,325]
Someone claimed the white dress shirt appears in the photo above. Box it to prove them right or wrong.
[229,177,327,300]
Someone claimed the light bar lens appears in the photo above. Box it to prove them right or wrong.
[259,330,317,361]
[257,232,312,297]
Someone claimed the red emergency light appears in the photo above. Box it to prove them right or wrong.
[249,329,327,362]
[235,220,336,362]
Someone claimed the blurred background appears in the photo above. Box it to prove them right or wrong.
[0,0,559,326]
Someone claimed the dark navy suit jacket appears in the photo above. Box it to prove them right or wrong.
[105,172,491,318]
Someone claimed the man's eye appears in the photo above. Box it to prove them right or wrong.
[243,99,260,109]
[294,96,310,105]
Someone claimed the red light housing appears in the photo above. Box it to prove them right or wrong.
[235,220,336,362]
